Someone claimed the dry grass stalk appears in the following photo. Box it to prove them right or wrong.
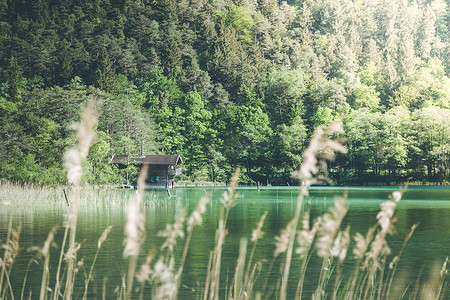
[136,250,156,300]
[231,238,248,299]
[150,257,177,300]
[346,225,376,300]
[63,97,99,299]
[175,196,210,296]
[316,196,348,259]
[39,225,58,300]
[240,211,268,298]
[314,197,348,299]
[295,211,319,299]
[0,218,21,300]
[207,168,239,300]
[331,225,350,300]
[360,190,403,299]
[83,225,113,300]
[420,258,448,299]
[123,164,148,300]
[280,122,346,300]
[383,222,419,299]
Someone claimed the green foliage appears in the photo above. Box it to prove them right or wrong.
[264,68,305,127]
[272,116,308,175]
[224,6,254,46]
[0,97,17,114]
[0,0,449,184]
[95,47,118,93]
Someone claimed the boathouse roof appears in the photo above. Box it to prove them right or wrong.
[111,154,183,165]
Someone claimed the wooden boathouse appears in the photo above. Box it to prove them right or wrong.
[111,154,183,189]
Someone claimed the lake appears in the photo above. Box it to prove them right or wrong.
[1,185,450,299]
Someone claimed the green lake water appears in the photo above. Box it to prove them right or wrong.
[1,186,450,299]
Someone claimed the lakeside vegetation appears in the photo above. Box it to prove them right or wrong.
[0,0,449,185]
[1,107,449,299]
[2,105,450,299]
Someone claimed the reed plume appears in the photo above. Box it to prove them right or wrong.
[39,225,58,300]
[159,210,186,253]
[280,121,347,300]
[0,219,21,300]
[207,168,239,300]
[240,211,268,298]
[123,164,148,300]
[295,211,319,299]
[151,257,177,300]
[361,190,403,299]
[314,196,348,299]
[63,96,99,299]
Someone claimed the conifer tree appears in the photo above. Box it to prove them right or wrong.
[7,56,22,103]
[95,47,117,93]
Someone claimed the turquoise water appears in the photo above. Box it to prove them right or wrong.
[1,186,450,298]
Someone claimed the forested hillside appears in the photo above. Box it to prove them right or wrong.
[0,0,449,185]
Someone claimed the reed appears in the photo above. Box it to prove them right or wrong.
[0,218,21,300]
[123,164,148,300]
[63,97,98,299]
[83,225,112,300]
[207,168,240,300]
[39,225,58,300]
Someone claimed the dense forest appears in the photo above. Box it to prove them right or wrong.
[0,0,449,185]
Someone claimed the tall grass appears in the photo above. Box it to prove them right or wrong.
[1,103,449,300]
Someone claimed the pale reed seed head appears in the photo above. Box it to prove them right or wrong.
[221,168,240,208]
[64,242,81,262]
[137,164,149,195]
[301,210,310,232]
[377,201,397,234]
[159,210,186,252]
[136,262,151,284]
[353,233,366,260]
[440,257,448,277]
[296,211,317,259]
[123,165,147,257]
[296,222,319,259]
[136,251,155,284]
[294,122,347,186]
[316,198,348,258]
[152,257,177,300]
[123,196,146,257]
[389,255,399,269]
[353,225,376,260]
[187,195,210,231]
[391,191,402,203]
[64,97,98,186]
[75,257,85,273]
[41,225,58,257]
[3,225,22,266]
[331,226,350,262]
[363,232,391,269]
[377,191,402,234]
[229,167,240,189]
[353,226,376,259]
[274,219,296,257]
[252,211,268,242]
[326,121,345,135]
[98,225,113,249]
